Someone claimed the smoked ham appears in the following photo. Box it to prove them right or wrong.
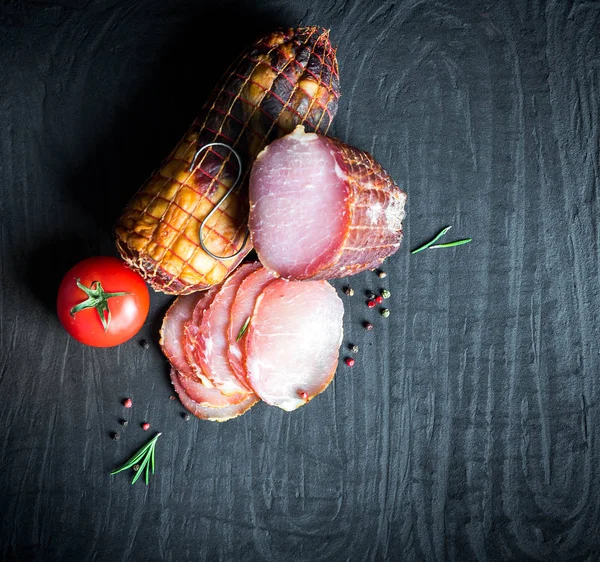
[115,28,340,295]
[248,125,407,280]
[227,267,277,382]
[191,263,260,395]
[170,368,258,421]
[245,278,344,411]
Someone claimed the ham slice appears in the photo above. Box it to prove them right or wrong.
[245,278,344,411]
[194,263,261,395]
[227,267,277,382]
[177,369,250,407]
[170,368,258,421]
[183,286,220,386]
[159,293,205,379]
[249,125,407,280]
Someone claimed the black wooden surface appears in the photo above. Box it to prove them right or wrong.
[1,1,599,560]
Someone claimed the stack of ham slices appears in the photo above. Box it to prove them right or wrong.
[160,263,345,421]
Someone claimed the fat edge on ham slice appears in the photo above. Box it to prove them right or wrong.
[248,125,407,280]
[245,278,344,411]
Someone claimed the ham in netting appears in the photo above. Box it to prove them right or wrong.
[245,278,344,411]
[248,125,407,280]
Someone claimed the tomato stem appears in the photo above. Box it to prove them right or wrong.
[70,279,130,332]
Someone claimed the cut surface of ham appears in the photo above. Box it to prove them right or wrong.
[245,278,344,411]
[195,263,260,395]
[170,368,258,421]
[249,125,407,280]
[227,267,277,382]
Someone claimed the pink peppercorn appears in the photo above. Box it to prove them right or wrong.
[142,422,150,431]
[375,295,384,304]
[123,398,132,408]
[367,300,376,308]
[345,357,355,367]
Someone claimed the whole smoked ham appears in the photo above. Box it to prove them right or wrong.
[248,126,407,280]
[115,28,340,295]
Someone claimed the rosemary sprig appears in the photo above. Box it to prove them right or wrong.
[111,433,161,485]
[410,226,472,254]
[410,226,452,254]
[236,316,251,342]
[429,238,472,249]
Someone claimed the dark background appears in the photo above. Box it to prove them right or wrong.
[1,0,599,560]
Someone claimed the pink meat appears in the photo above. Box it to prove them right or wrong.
[245,278,344,411]
[195,263,261,395]
[159,293,204,379]
[249,125,407,280]
[227,267,277,382]
[177,369,251,407]
[183,286,220,386]
[170,368,259,422]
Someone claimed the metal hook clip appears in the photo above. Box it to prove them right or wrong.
[188,142,250,261]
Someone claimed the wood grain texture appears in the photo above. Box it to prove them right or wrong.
[1,0,599,560]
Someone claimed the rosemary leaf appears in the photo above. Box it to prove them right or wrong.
[410,226,452,254]
[236,316,251,342]
[429,238,472,249]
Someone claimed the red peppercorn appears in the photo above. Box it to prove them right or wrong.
[142,422,150,431]
[375,295,384,304]
[298,390,308,400]
[367,300,376,308]
[123,398,132,408]
[345,357,355,367]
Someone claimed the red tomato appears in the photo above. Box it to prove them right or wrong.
[57,257,150,347]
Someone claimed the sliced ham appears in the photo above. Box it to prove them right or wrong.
[227,267,277,382]
[170,368,258,421]
[159,293,205,379]
[194,263,261,395]
[249,125,407,280]
[177,369,250,407]
[183,286,220,386]
[245,278,344,411]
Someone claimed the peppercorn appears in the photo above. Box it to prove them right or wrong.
[375,295,384,304]
[363,321,374,331]
[381,289,391,299]
[182,413,191,421]
[350,344,359,353]
[119,419,128,427]
[366,290,376,300]
[133,464,140,472]
[140,339,150,349]
[345,357,355,367]
[344,286,355,296]
[111,432,120,441]
[381,308,390,318]
[378,270,387,279]
[141,422,150,431]
[123,398,132,408]
[298,390,308,400]
[169,395,176,401]
[367,300,376,308]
